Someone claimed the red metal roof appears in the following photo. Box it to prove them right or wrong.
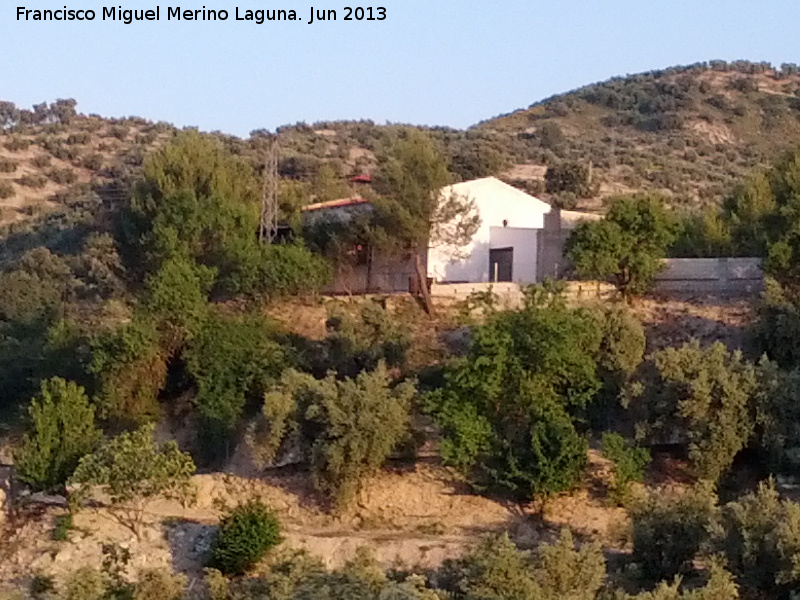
[302,197,371,212]
[349,174,372,184]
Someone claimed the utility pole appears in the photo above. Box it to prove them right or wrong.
[259,135,279,244]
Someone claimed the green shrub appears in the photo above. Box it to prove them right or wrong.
[132,569,187,600]
[4,137,31,152]
[447,137,511,180]
[718,148,800,287]
[439,530,604,600]
[287,547,426,599]
[46,167,77,185]
[108,125,129,140]
[70,424,196,538]
[751,279,800,368]
[0,248,76,323]
[719,480,800,595]
[524,398,590,497]
[533,528,605,600]
[42,138,78,161]
[669,208,733,258]
[545,161,597,198]
[30,154,51,168]
[432,375,589,501]
[0,181,14,200]
[439,533,539,600]
[427,296,600,500]
[257,365,414,509]
[591,305,646,426]
[135,132,158,145]
[52,513,74,541]
[552,190,578,209]
[81,153,103,171]
[0,158,18,173]
[755,360,800,470]
[312,301,411,378]
[14,378,102,492]
[60,567,106,600]
[625,340,757,482]
[224,241,331,299]
[630,483,717,583]
[201,569,230,600]
[620,561,739,599]
[73,232,126,299]
[210,499,282,575]
[184,311,286,459]
[89,319,168,427]
[539,122,566,151]
[601,432,650,504]
[16,173,48,189]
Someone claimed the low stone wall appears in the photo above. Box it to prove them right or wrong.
[654,258,763,295]
[431,282,521,299]
[430,281,616,308]
[431,282,525,309]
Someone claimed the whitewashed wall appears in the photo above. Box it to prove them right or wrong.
[427,177,550,283]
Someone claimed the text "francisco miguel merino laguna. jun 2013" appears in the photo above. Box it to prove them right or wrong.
[16,5,388,25]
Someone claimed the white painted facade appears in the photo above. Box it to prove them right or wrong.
[427,177,552,284]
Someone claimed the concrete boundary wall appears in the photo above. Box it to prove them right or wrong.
[432,258,764,302]
[654,258,763,295]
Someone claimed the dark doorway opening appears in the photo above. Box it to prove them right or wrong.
[490,247,513,282]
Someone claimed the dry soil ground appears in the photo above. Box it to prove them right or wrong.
[0,452,627,588]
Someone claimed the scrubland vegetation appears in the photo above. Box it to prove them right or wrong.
[5,61,800,598]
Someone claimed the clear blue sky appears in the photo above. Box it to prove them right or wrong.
[3,0,798,137]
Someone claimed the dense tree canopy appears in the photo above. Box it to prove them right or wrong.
[371,128,479,310]
[426,292,606,499]
[124,132,260,272]
[544,161,597,198]
[121,131,327,299]
[717,148,800,288]
[371,128,453,253]
[255,364,414,509]
[184,310,287,458]
[566,194,675,296]
[625,341,758,482]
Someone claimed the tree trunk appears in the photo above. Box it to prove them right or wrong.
[414,253,434,316]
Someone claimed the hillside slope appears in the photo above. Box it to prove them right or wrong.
[3,59,800,254]
[480,61,800,209]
